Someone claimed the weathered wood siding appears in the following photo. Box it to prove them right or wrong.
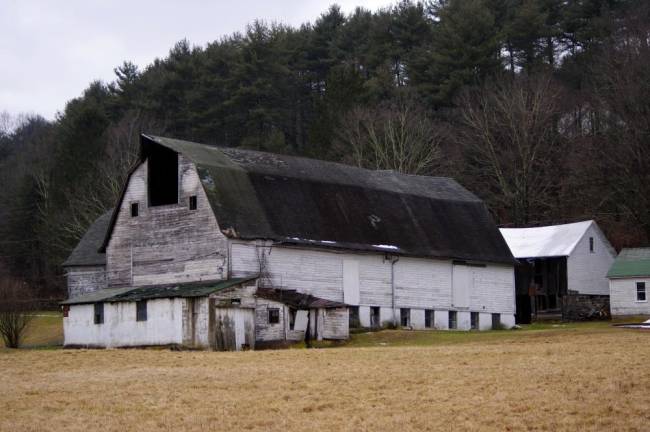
[567,225,616,295]
[66,266,106,299]
[106,156,228,287]
[230,241,516,330]
[610,278,650,316]
[321,307,349,339]
[63,298,184,348]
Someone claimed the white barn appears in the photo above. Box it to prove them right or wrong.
[499,221,616,322]
[607,248,650,317]
[62,135,517,350]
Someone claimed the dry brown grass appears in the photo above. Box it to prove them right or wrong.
[1,326,649,431]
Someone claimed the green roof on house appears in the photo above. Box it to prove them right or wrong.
[607,248,650,278]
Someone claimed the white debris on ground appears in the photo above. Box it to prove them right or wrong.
[373,244,399,250]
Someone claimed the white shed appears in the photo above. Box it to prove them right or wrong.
[499,220,616,322]
[607,248,650,317]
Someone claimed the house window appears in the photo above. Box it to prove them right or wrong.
[492,313,501,330]
[148,145,179,206]
[136,300,147,322]
[94,303,104,325]
[370,306,380,329]
[400,308,410,327]
[425,309,434,328]
[268,308,280,324]
[349,306,360,328]
[589,237,594,253]
[471,312,479,330]
[130,202,139,217]
[62,305,69,318]
[637,282,647,302]
[449,311,457,329]
[189,195,197,210]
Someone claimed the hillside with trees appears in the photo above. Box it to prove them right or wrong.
[1,0,649,298]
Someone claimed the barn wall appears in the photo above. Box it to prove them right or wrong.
[230,242,515,330]
[63,298,184,348]
[610,278,650,316]
[66,266,106,299]
[106,156,228,288]
[567,225,615,295]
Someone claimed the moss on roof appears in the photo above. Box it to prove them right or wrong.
[607,248,650,278]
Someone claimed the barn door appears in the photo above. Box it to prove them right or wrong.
[452,264,472,308]
[214,308,255,351]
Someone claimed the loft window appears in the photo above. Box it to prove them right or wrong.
[425,310,434,328]
[268,308,280,324]
[349,306,360,328]
[492,313,501,330]
[130,202,139,217]
[136,300,147,322]
[148,145,178,206]
[637,282,646,302]
[370,306,380,328]
[471,312,479,330]
[189,195,197,210]
[589,237,594,253]
[94,303,104,325]
[400,308,410,327]
[449,311,457,329]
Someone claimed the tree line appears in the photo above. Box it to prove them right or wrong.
[1,0,648,297]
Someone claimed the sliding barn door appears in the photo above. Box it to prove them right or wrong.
[452,264,472,308]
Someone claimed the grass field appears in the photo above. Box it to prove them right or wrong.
[1,315,649,431]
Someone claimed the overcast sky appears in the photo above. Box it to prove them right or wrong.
[0,0,392,120]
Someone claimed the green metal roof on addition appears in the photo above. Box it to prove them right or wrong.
[61,277,257,305]
[607,248,650,278]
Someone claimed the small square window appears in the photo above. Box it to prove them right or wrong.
[189,195,197,210]
[425,309,434,328]
[589,237,594,253]
[268,308,280,324]
[471,312,479,330]
[94,303,104,325]
[637,282,646,302]
[449,311,457,329]
[130,202,139,217]
[136,300,147,322]
[400,308,410,327]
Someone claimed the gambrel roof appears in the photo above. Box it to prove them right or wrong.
[94,134,514,264]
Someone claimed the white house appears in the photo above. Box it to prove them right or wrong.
[61,134,517,350]
[499,221,616,322]
[607,248,650,317]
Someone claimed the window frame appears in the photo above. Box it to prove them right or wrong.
[130,202,139,217]
[448,311,457,329]
[589,236,594,253]
[189,195,197,210]
[636,282,647,302]
[136,300,148,322]
[424,309,434,329]
[268,308,280,324]
[94,302,104,325]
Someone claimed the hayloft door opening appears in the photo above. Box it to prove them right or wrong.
[148,145,179,207]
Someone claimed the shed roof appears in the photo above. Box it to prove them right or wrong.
[62,210,112,267]
[256,288,347,309]
[499,221,595,259]
[607,248,650,278]
[99,135,514,264]
[61,277,256,305]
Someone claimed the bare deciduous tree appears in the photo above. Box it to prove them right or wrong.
[0,277,35,348]
[457,73,566,225]
[339,97,445,175]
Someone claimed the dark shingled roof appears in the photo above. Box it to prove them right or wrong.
[62,210,112,267]
[61,277,257,305]
[98,135,514,264]
[256,287,347,309]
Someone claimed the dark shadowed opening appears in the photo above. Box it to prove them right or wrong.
[148,144,178,206]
